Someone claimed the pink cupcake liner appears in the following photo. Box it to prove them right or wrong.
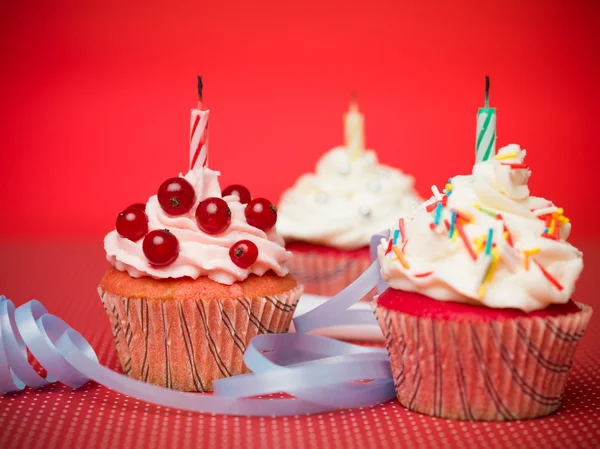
[99,285,303,392]
[373,301,593,421]
[286,251,374,301]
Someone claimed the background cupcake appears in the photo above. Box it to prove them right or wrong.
[277,97,421,300]
[374,144,592,420]
[99,81,302,392]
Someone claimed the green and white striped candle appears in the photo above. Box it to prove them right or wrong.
[476,76,497,162]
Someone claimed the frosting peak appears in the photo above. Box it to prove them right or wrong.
[277,147,422,250]
[105,168,291,285]
[378,144,583,312]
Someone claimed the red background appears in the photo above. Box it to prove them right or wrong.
[1,0,599,238]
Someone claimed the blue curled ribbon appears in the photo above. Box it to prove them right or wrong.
[0,233,394,416]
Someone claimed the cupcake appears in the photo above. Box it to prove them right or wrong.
[373,144,592,420]
[277,97,421,300]
[99,81,301,392]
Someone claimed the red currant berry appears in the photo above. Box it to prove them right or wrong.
[195,197,232,234]
[157,177,195,215]
[116,208,149,242]
[229,240,259,268]
[222,184,251,204]
[126,203,146,212]
[143,229,180,267]
[245,198,277,231]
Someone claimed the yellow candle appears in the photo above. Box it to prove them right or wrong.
[344,94,365,160]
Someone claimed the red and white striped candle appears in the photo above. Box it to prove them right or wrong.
[190,76,209,170]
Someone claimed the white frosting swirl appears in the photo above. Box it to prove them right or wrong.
[105,168,291,285]
[277,147,422,250]
[378,144,583,312]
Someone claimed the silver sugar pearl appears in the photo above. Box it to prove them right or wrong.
[378,169,391,178]
[359,205,372,218]
[338,163,351,176]
[315,192,329,204]
[367,179,382,192]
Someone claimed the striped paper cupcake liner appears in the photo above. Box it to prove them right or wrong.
[99,285,303,392]
[287,251,374,301]
[373,301,593,421]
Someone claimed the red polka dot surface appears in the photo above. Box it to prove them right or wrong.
[0,242,598,449]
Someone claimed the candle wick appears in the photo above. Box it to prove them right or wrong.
[197,75,204,109]
[485,75,490,108]
[349,91,359,112]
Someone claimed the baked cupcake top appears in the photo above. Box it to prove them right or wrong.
[104,168,291,285]
[277,99,421,251]
[377,144,583,312]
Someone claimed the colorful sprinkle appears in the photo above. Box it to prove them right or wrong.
[456,219,477,260]
[431,185,442,199]
[503,222,514,247]
[494,152,518,160]
[434,202,443,226]
[474,235,486,254]
[426,201,438,213]
[477,256,493,298]
[452,230,458,243]
[392,246,410,269]
[392,229,400,245]
[487,251,500,281]
[534,260,564,291]
[399,218,406,243]
[384,239,393,255]
[488,251,500,278]
[414,271,433,278]
[474,204,501,219]
[524,248,541,255]
[548,218,556,235]
[522,248,541,271]
[501,162,530,170]
[478,284,487,298]
[485,228,494,255]
[553,221,560,239]
[456,209,474,223]
[478,250,500,298]
[449,210,457,239]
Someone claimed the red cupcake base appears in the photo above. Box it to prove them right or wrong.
[373,289,593,421]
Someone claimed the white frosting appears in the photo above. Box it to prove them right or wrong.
[378,144,583,312]
[277,148,421,250]
[105,168,291,285]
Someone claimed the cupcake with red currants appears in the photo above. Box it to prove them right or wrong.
[277,97,421,300]
[373,144,592,420]
[99,79,301,392]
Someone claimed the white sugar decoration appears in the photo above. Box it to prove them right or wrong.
[359,205,372,218]
[338,163,351,176]
[533,206,558,216]
[367,179,382,192]
[431,185,443,200]
[315,192,329,204]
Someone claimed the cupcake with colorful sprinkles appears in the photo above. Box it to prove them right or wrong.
[374,143,592,420]
[99,78,301,392]
[277,96,421,300]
